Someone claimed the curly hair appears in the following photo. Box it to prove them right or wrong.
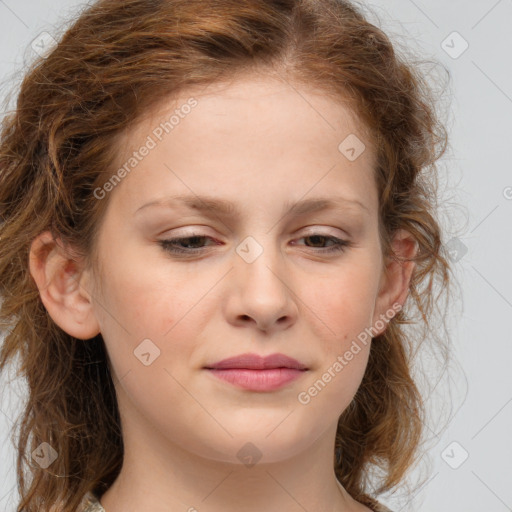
[0,0,451,510]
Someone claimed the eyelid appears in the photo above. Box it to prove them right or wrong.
[162,225,349,240]
[158,228,351,258]
[299,225,350,237]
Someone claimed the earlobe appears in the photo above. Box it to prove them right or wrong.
[28,231,101,340]
[373,229,418,335]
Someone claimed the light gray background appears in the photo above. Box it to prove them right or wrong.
[0,1,511,511]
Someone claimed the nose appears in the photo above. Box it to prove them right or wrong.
[223,238,298,334]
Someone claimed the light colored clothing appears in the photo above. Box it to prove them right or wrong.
[79,490,394,512]
[80,492,105,512]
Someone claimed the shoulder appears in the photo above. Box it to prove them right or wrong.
[77,491,394,512]
[79,491,106,512]
[372,501,394,512]
[360,496,394,512]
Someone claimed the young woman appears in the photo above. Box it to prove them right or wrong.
[0,1,451,511]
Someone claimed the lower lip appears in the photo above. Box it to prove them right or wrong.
[206,368,306,391]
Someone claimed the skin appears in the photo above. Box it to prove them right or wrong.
[29,70,416,512]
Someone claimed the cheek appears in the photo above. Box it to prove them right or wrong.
[301,259,381,348]
[93,262,204,432]
[294,258,380,406]
[91,251,204,382]
[95,236,206,328]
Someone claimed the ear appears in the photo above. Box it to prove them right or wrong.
[28,231,101,340]
[372,229,418,336]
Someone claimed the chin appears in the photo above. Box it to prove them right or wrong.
[185,423,321,466]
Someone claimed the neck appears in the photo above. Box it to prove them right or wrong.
[99,423,366,512]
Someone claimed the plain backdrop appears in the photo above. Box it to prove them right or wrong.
[0,0,511,511]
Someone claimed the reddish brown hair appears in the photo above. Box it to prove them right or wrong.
[0,0,450,510]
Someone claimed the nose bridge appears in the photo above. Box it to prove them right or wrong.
[230,232,296,331]
[235,233,286,294]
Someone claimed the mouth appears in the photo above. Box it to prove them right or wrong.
[204,352,308,371]
[204,353,308,391]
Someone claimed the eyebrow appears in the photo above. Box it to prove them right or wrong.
[134,194,369,218]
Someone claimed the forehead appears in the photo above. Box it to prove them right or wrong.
[143,72,370,146]
[122,70,373,155]
[105,71,377,215]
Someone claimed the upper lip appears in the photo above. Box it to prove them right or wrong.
[205,353,308,370]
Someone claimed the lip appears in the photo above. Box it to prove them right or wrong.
[204,353,309,392]
[205,353,308,371]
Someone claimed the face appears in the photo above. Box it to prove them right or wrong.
[69,72,399,464]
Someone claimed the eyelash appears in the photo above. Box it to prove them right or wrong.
[158,233,350,256]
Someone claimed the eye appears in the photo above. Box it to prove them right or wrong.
[158,232,350,257]
[292,234,350,253]
[159,234,218,255]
